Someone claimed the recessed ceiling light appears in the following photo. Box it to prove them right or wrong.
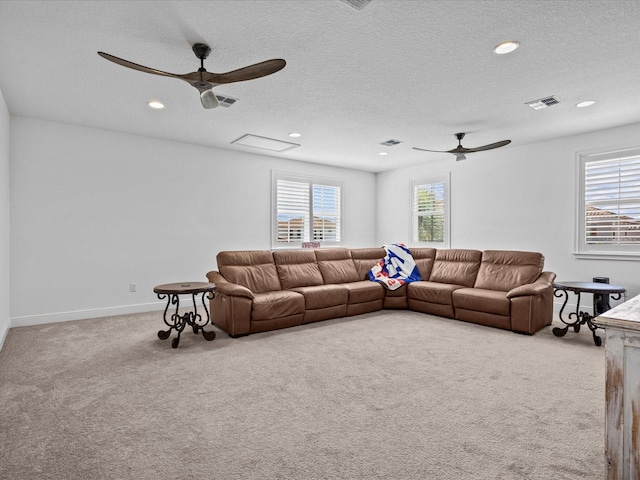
[288,132,301,138]
[576,100,596,108]
[379,152,388,156]
[147,101,164,109]
[493,41,520,55]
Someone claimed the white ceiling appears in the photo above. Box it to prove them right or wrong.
[1,0,639,173]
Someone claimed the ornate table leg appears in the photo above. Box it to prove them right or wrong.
[156,290,216,348]
[589,292,624,347]
[157,293,188,348]
[188,291,216,341]
[553,288,578,337]
[579,312,602,346]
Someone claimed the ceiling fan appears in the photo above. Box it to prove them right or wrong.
[413,133,511,161]
[97,43,286,109]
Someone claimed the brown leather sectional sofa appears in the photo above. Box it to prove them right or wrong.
[206,248,556,338]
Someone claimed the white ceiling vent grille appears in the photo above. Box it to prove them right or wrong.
[339,0,374,10]
[526,96,561,110]
[380,139,402,146]
[231,134,300,153]
[215,94,238,108]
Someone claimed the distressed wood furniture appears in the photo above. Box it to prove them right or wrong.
[596,295,640,479]
[153,282,216,348]
[552,281,626,346]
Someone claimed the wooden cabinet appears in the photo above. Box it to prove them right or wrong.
[597,295,640,479]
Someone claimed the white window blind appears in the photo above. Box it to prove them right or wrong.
[312,184,341,242]
[412,176,449,246]
[273,173,342,247]
[584,155,640,245]
[276,179,310,243]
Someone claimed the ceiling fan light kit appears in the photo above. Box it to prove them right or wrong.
[97,43,286,110]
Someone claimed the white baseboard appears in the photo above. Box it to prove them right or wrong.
[10,301,167,328]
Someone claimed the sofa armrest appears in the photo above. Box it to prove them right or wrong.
[507,271,556,298]
[216,283,254,299]
[206,271,254,299]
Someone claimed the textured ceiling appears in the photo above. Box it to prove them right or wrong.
[1,0,639,172]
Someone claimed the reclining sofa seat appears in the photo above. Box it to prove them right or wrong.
[408,249,481,318]
[207,247,556,338]
[209,250,305,336]
[452,250,548,333]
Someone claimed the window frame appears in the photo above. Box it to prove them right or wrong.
[575,146,640,260]
[271,171,343,249]
[410,173,451,248]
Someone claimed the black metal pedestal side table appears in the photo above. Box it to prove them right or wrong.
[552,281,626,346]
[153,282,216,348]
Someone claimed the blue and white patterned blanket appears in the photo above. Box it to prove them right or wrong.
[368,243,422,290]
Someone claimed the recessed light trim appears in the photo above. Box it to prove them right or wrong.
[379,152,388,156]
[493,41,520,55]
[147,100,164,109]
[576,100,596,108]
[288,132,301,138]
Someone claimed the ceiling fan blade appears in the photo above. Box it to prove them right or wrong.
[448,146,472,154]
[98,52,181,78]
[466,140,511,153]
[412,147,449,153]
[202,59,286,84]
[200,89,219,109]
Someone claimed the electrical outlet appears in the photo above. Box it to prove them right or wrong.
[130,283,137,293]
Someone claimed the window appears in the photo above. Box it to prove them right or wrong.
[577,147,640,258]
[411,175,450,247]
[272,172,342,248]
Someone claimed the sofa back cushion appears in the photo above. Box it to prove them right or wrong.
[315,248,361,284]
[429,249,482,287]
[410,248,437,280]
[273,250,324,289]
[217,250,281,293]
[474,250,544,292]
[350,248,387,279]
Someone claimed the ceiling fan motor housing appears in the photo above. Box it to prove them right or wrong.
[192,43,211,60]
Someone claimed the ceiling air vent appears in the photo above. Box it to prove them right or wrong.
[380,139,403,146]
[339,0,374,10]
[526,96,561,110]
[215,94,238,108]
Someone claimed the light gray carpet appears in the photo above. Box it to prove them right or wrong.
[0,310,605,479]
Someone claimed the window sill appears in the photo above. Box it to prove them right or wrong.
[573,252,640,261]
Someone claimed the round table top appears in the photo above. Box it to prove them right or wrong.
[553,281,626,294]
[153,282,216,295]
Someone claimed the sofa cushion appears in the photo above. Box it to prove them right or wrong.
[474,250,544,292]
[315,248,361,284]
[429,249,482,287]
[350,248,387,279]
[342,280,386,304]
[217,250,281,293]
[291,284,349,310]
[273,250,324,289]
[452,288,510,316]
[407,281,463,306]
[410,248,437,281]
[251,290,305,321]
